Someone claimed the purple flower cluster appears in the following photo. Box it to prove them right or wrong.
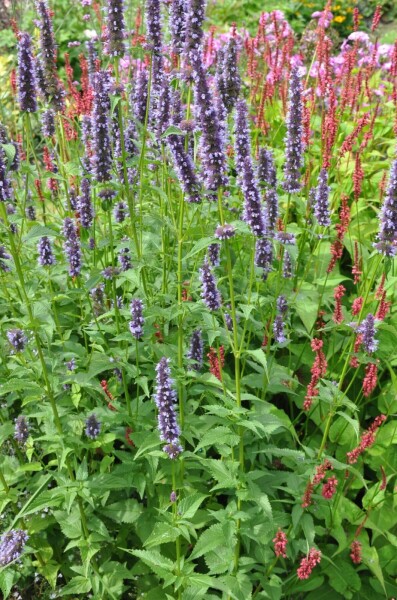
[41,108,55,137]
[184,0,206,56]
[191,54,228,192]
[275,231,296,245]
[114,201,129,223]
[102,266,120,280]
[283,64,304,193]
[207,243,220,267]
[273,296,288,344]
[170,0,187,54]
[154,357,182,459]
[258,148,277,189]
[145,0,164,90]
[199,258,222,310]
[0,530,28,566]
[26,205,36,220]
[130,298,144,339]
[14,415,29,446]
[0,245,11,272]
[118,246,132,271]
[0,146,13,202]
[63,218,82,277]
[167,134,201,203]
[214,223,236,240]
[235,100,266,236]
[283,250,293,278]
[37,236,56,266]
[78,178,94,228]
[358,313,378,354]
[255,238,273,278]
[376,157,397,256]
[85,414,101,439]
[17,32,38,113]
[187,329,203,371]
[216,38,241,113]
[92,71,112,183]
[106,0,126,57]
[35,0,64,110]
[314,168,331,227]
[7,329,27,352]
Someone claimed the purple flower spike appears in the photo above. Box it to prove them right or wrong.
[207,243,220,267]
[36,0,64,110]
[258,147,277,189]
[199,258,222,310]
[273,315,287,344]
[187,329,203,371]
[191,52,228,192]
[38,236,56,266]
[63,218,82,277]
[283,250,293,278]
[277,295,288,315]
[275,231,296,245]
[17,32,38,113]
[78,178,94,228]
[0,530,28,566]
[118,246,132,271]
[7,329,27,352]
[283,64,303,193]
[0,245,11,272]
[85,414,101,439]
[214,223,235,240]
[92,71,112,183]
[26,206,36,221]
[114,201,129,223]
[255,238,273,277]
[358,314,378,354]
[106,0,126,57]
[41,108,55,137]
[184,0,206,56]
[154,357,182,459]
[0,146,13,203]
[314,168,331,227]
[167,134,201,203]
[375,157,397,257]
[170,0,187,54]
[130,299,144,339]
[14,416,29,446]
[216,38,241,113]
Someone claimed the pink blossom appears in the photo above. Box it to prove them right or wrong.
[297,548,322,580]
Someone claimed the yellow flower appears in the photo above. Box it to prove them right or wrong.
[334,15,346,23]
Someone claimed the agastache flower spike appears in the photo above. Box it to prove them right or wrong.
[184,0,206,56]
[255,238,273,278]
[114,201,129,223]
[357,313,378,353]
[78,178,94,228]
[85,414,101,439]
[7,329,27,352]
[0,245,11,272]
[41,108,55,137]
[17,32,38,112]
[191,53,228,192]
[314,168,331,227]
[38,236,56,266]
[170,0,187,54]
[92,71,112,183]
[216,37,241,113]
[36,0,64,110]
[14,415,29,446]
[187,329,204,371]
[199,258,222,310]
[207,243,220,267]
[154,357,183,459]
[63,217,82,277]
[0,146,13,202]
[106,0,126,57]
[283,64,304,193]
[118,246,132,271]
[129,299,144,339]
[375,157,397,256]
[145,0,163,90]
[167,134,201,203]
[0,530,29,567]
[258,148,277,189]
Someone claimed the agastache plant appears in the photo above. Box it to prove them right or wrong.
[187,329,204,370]
[37,236,56,266]
[217,37,241,113]
[129,299,144,339]
[153,357,183,459]
[91,71,112,183]
[35,0,64,110]
[170,0,188,54]
[78,178,94,228]
[283,64,304,193]
[17,33,38,113]
[106,0,126,57]
[199,257,222,310]
[314,168,331,227]
[63,217,82,277]
[0,530,28,567]
[375,156,397,256]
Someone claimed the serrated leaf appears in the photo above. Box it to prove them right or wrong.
[0,569,15,599]
[59,576,92,595]
[99,499,142,524]
[144,522,180,547]
[189,523,228,561]
[178,493,207,520]
[126,549,175,579]
[195,427,239,452]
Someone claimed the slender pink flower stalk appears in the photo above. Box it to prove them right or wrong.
[350,540,362,564]
[273,529,288,558]
[347,415,386,464]
[297,548,322,580]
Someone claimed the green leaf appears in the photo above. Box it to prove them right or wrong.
[161,125,186,138]
[326,557,361,598]
[59,576,92,595]
[144,522,180,547]
[0,570,16,599]
[195,427,239,452]
[178,493,207,520]
[125,549,175,580]
[189,523,228,561]
[99,499,142,524]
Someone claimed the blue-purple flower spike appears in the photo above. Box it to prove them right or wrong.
[0,146,13,203]
[375,156,397,256]
[314,168,331,227]
[154,357,183,459]
[17,32,38,113]
[41,108,55,137]
[282,64,304,193]
[92,71,112,183]
[184,0,206,57]
[255,238,273,278]
[170,0,188,54]
[357,313,378,354]
[199,258,222,310]
[106,0,126,57]
[207,243,220,267]
[0,530,28,566]
[14,416,29,446]
[7,329,27,352]
[63,218,82,277]
[129,299,144,339]
[145,0,164,90]
[85,414,101,439]
[0,246,11,272]
[78,178,94,228]
[35,0,64,110]
[187,329,204,371]
[216,38,241,113]
[38,236,56,266]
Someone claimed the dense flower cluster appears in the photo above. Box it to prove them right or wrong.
[0,530,28,566]
[347,414,386,464]
[85,414,101,439]
[153,358,182,459]
[297,548,322,580]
